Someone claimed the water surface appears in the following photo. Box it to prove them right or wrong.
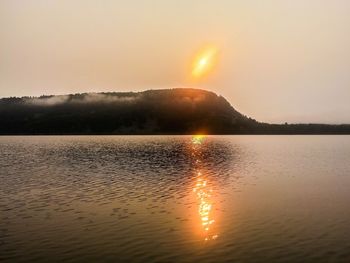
[1,135,350,262]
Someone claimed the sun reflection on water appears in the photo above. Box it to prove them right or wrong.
[191,135,219,242]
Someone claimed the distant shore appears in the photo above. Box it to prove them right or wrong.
[1,88,350,135]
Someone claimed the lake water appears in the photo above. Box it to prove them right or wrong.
[1,135,350,262]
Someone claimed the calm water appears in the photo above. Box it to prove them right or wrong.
[1,135,350,263]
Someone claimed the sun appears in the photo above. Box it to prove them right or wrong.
[191,46,219,79]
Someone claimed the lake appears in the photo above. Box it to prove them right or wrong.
[1,135,350,262]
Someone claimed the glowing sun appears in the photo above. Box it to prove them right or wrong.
[191,46,219,78]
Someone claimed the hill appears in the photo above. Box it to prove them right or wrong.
[0,88,349,135]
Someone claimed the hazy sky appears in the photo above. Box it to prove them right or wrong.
[1,0,350,123]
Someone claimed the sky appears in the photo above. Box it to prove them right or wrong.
[1,0,350,124]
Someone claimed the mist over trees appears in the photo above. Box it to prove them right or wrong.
[0,88,349,135]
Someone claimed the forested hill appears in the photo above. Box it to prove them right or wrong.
[0,88,349,135]
[0,89,256,134]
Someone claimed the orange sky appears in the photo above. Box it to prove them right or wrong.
[1,0,350,123]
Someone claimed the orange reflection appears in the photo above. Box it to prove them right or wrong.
[191,135,219,241]
[192,135,205,145]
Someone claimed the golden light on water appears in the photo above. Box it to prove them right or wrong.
[191,135,219,241]
[191,135,205,145]
[191,46,219,79]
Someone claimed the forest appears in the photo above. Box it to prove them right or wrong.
[0,88,349,135]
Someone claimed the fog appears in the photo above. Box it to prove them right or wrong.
[1,0,350,123]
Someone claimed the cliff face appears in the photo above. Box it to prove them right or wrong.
[0,88,258,135]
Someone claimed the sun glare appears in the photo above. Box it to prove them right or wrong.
[191,46,219,79]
